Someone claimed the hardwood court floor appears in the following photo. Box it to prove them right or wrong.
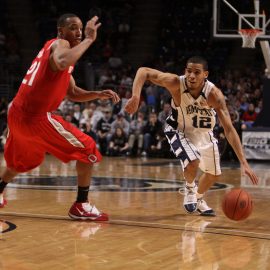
[0,153,270,269]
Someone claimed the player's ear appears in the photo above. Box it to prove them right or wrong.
[58,27,63,38]
[204,71,209,78]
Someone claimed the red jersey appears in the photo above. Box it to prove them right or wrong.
[13,38,74,115]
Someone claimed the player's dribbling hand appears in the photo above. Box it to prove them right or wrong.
[241,163,259,185]
[85,16,101,42]
[124,96,140,114]
[99,90,120,104]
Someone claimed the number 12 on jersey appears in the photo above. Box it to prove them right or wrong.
[192,115,212,129]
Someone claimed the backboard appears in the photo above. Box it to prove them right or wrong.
[213,0,270,38]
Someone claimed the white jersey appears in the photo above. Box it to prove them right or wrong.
[165,75,220,175]
[171,75,216,137]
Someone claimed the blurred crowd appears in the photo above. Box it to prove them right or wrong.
[0,0,265,160]
[0,0,22,85]
[0,68,263,159]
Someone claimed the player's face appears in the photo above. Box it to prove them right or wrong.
[61,17,83,47]
[185,63,208,91]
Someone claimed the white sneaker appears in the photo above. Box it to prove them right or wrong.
[197,199,215,216]
[68,201,109,221]
[180,185,198,213]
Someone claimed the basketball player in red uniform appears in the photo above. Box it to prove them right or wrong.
[0,14,120,221]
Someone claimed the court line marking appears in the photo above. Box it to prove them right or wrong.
[1,211,270,240]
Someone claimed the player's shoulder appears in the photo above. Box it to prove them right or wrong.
[210,85,223,97]
[167,72,181,83]
[43,38,58,50]
[204,78,221,96]
[50,38,70,51]
[207,85,226,107]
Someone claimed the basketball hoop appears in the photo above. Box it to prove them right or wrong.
[238,29,262,48]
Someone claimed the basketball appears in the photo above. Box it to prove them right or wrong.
[222,189,253,221]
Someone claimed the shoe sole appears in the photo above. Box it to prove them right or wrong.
[68,213,109,221]
[197,210,216,217]
[184,209,198,214]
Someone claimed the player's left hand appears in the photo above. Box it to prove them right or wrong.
[241,163,259,185]
[98,90,120,104]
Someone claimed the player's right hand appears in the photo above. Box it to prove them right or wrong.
[241,163,259,185]
[85,16,101,42]
[124,96,140,114]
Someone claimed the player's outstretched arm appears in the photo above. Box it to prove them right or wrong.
[124,67,180,114]
[208,87,258,185]
[66,76,120,104]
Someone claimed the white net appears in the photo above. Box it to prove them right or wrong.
[238,29,262,48]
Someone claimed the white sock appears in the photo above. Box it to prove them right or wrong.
[197,193,203,200]
[186,181,196,188]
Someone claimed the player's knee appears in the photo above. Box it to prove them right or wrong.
[186,159,200,172]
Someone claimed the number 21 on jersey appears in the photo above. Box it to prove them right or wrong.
[22,49,44,86]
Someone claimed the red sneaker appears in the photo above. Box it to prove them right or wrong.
[0,194,7,208]
[68,202,109,221]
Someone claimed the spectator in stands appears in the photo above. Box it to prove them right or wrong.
[158,102,172,128]
[96,109,114,155]
[64,113,79,127]
[86,101,104,131]
[145,85,157,111]
[58,97,74,115]
[73,103,83,124]
[80,120,97,142]
[147,129,168,158]
[120,73,133,89]
[241,103,257,129]
[141,112,163,157]
[239,95,249,112]
[255,99,263,114]
[108,127,129,156]
[127,111,146,156]
[111,111,130,135]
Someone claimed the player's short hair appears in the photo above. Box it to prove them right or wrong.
[187,56,208,71]
[57,13,79,27]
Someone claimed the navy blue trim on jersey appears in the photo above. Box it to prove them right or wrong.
[208,131,217,175]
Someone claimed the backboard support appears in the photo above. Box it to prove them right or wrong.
[213,0,270,74]
[213,0,270,38]
[260,41,270,78]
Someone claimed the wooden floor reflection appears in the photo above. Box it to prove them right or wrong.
[0,153,270,270]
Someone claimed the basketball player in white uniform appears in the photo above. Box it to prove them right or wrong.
[124,56,258,216]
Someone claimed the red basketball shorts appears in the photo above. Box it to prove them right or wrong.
[4,105,102,172]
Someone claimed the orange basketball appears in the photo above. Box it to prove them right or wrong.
[222,188,253,221]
